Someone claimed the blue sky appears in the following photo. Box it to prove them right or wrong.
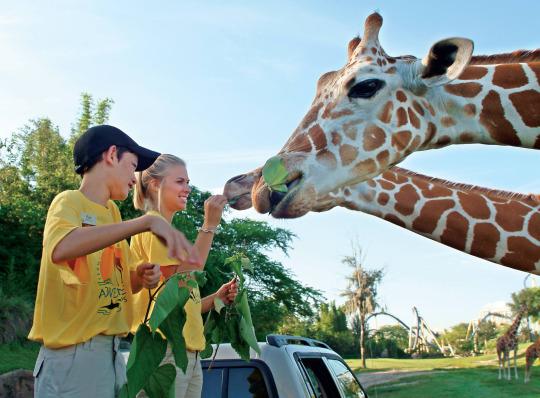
[1,0,540,330]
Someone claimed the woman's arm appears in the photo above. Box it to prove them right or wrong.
[191,195,228,268]
[201,279,238,313]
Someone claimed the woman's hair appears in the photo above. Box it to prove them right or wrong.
[133,154,186,212]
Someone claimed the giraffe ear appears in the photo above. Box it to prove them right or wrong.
[419,38,474,87]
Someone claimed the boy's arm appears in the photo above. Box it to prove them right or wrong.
[52,215,199,265]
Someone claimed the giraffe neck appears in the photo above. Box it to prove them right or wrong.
[506,311,524,339]
[326,167,540,273]
[421,62,540,149]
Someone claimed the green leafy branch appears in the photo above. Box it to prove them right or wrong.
[120,270,207,398]
[200,254,260,361]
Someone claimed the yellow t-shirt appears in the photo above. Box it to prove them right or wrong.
[28,190,133,348]
[130,211,205,351]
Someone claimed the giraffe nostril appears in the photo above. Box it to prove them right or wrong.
[269,190,287,208]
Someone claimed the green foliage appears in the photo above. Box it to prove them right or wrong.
[340,243,384,367]
[159,304,188,373]
[126,324,167,398]
[201,255,261,361]
[511,287,540,322]
[262,156,288,193]
[144,364,176,398]
[277,302,361,358]
[0,340,40,374]
[148,275,189,331]
[441,323,474,355]
[368,325,410,359]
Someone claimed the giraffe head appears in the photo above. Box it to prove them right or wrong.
[224,12,473,218]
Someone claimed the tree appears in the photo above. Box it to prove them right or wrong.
[276,302,358,357]
[441,323,473,355]
[340,244,384,368]
[369,325,409,358]
[510,287,540,342]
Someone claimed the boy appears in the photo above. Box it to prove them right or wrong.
[28,125,199,397]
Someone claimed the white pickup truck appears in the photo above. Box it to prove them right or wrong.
[200,334,368,398]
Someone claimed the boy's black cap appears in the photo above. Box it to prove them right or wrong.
[73,125,160,174]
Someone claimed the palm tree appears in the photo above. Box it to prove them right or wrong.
[341,244,383,368]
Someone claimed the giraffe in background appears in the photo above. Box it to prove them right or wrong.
[497,306,527,380]
[525,337,540,383]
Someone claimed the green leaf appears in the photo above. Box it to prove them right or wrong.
[144,364,176,398]
[213,297,225,314]
[236,290,260,355]
[240,315,261,355]
[126,324,167,398]
[200,341,213,359]
[159,304,188,373]
[190,270,207,287]
[149,274,181,331]
[211,323,223,343]
[240,256,253,272]
[118,384,129,398]
[186,279,198,289]
[228,257,244,286]
[272,183,288,193]
[262,156,289,190]
[236,290,254,327]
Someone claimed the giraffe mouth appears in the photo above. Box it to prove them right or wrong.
[265,173,317,218]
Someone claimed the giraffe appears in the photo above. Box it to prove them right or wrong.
[224,12,540,220]
[497,305,527,380]
[225,166,540,273]
[525,337,540,383]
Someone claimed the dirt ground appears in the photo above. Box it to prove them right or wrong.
[356,369,439,388]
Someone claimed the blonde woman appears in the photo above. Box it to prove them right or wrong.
[131,154,237,397]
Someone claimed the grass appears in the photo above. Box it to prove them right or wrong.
[347,343,530,372]
[366,368,540,398]
[346,344,540,398]
[0,341,40,374]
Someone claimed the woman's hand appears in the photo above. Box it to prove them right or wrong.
[215,278,238,305]
[203,195,228,230]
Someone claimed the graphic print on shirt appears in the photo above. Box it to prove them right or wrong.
[97,244,127,315]
[73,212,128,316]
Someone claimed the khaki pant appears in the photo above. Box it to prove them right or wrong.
[137,348,203,398]
[33,335,126,398]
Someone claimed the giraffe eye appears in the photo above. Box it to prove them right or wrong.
[348,79,385,99]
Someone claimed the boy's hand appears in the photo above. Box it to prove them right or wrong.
[148,216,201,265]
[215,278,238,305]
[203,195,228,229]
[136,264,162,289]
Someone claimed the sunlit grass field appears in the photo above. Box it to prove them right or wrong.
[347,344,540,397]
